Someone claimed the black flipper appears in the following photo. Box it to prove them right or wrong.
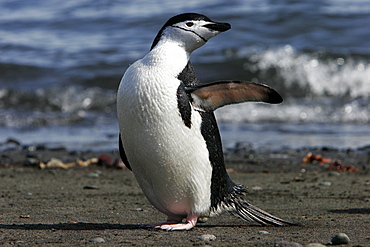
[186,80,283,112]
[177,83,192,128]
[176,61,295,226]
[119,134,132,171]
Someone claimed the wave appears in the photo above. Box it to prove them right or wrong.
[215,96,370,124]
[1,46,369,129]
[231,45,370,98]
[0,86,116,128]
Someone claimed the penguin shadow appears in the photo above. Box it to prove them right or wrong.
[0,222,300,231]
[0,222,142,231]
[328,208,370,214]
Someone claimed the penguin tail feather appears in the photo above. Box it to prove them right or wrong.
[224,183,298,226]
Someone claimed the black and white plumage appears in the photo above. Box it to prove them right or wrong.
[117,13,295,230]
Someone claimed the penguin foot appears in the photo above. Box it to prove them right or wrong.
[153,214,198,231]
[141,217,180,229]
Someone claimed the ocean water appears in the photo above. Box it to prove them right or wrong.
[1,0,369,151]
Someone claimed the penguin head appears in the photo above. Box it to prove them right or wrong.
[151,13,231,53]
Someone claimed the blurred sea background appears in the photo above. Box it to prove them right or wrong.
[0,0,369,151]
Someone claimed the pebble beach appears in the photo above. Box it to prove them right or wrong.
[1,142,369,246]
[1,1,369,246]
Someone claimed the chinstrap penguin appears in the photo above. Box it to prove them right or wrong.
[117,13,296,230]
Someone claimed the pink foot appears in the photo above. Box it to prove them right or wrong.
[155,214,198,231]
[141,215,182,228]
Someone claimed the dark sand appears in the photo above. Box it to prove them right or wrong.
[0,146,369,246]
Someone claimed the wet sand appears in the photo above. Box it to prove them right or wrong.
[0,146,369,246]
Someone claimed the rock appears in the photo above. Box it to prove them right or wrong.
[198,234,216,241]
[275,240,303,247]
[98,154,112,166]
[197,216,208,223]
[251,186,263,191]
[327,171,341,177]
[304,243,326,247]
[86,172,100,178]
[318,181,332,186]
[89,237,105,243]
[331,233,350,245]
[83,185,100,190]
[258,230,269,235]
[130,208,148,212]
[23,158,40,167]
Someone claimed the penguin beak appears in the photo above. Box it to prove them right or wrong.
[203,22,231,32]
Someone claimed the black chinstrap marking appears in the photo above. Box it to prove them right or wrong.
[172,25,208,43]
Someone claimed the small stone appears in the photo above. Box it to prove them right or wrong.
[304,243,326,247]
[197,216,208,223]
[318,181,332,186]
[89,237,105,243]
[251,186,263,191]
[327,171,341,177]
[258,230,269,235]
[23,158,40,167]
[198,234,216,241]
[275,240,303,247]
[331,233,350,245]
[86,172,100,178]
[83,185,100,190]
[130,208,148,212]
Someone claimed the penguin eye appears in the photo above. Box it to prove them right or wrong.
[185,22,194,27]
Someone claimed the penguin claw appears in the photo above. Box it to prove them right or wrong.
[157,222,196,231]
[141,220,179,229]
[148,214,198,231]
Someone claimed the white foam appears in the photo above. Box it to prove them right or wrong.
[215,97,370,124]
[241,45,370,98]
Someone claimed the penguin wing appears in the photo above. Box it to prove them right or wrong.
[119,134,132,171]
[186,81,283,112]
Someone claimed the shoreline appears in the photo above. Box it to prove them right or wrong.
[0,141,369,246]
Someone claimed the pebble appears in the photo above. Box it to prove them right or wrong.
[318,181,332,186]
[86,172,100,178]
[198,234,216,241]
[130,208,148,212]
[83,185,100,190]
[331,233,350,245]
[251,186,263,191]
[327,171,341,177]
[274,241,303,247]
[197,216,208,223]
[304,243,326,247]
[24,158,40,167]
[258,230,269,235]
[89,237,105,243]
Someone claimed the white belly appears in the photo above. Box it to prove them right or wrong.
[117,62,212,218]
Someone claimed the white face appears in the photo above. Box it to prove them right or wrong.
[162,20,229,52]
[173,20,221,41]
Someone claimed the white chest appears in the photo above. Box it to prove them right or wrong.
[117,45,212,216]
